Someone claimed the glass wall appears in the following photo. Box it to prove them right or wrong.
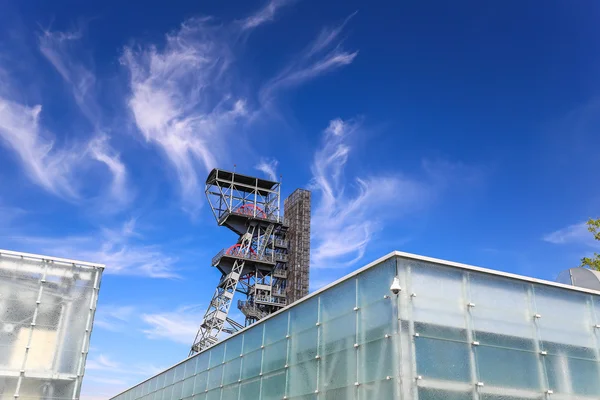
[111,254,600,400]
[0,250,103,400]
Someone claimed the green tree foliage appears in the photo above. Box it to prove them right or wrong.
[580,218,600,270]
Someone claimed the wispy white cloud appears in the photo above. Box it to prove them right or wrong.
[259,13,358,107]
[85,354,163,384]
[86,354,121,371]
[544,221,599,247]
[38,28,99,123]
[255,158,279,181]
[240,0,296,30]
[94,305,137,332]
[38,28,131,206]
[122,18,246,212]
[88,134,130,204]
[0,98,81,198]
[10,218,179,278]
[141,304,203,344]
[310,119,430,268]
[82,353,164,400]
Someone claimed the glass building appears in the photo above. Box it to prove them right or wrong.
[110,251,600,400]
[0,249,104,400]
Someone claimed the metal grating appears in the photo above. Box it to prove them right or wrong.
[283,188,311,304]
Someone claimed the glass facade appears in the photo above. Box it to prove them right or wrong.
[0,249,103,400]
[111,252,600,400]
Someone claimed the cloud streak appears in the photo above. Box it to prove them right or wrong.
[9,218,179,278]
[38,29,99,123]
[141,304,203,344]
[255,158,279,181]
[240,0,296,30]
[38,28,131,205]
[544,221,600,247]
[259,13,358,107]
[310,119,430,268]
[122,18,247,212]
[0,98,80,198]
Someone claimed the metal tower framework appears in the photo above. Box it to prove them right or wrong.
[190,169,289,355]
[283,188,311,304]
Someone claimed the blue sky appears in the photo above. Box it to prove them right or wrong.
[0,0,599,398]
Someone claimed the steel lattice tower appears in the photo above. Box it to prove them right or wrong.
[190,169,289,355]
[283,189,311,304]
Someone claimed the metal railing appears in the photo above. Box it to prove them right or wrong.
[274,253,288,262]
[237,300,269,319]
[272,268,287,278]
[219,210,286,225]
[254,295,286,306]
[212,248,277,266]
[274,239,288,248]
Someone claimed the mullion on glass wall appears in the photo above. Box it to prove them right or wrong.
[392,257,405,399]
[528,283,549,396]
[591,298,600,386]
[463,273,479,400]
[316,295,321,396]
[404,262,419,400]
[355,277,360,400]
[258,317,265,399]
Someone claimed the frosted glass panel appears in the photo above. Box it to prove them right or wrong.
[418,388,471,400]
[358,258,395,306]
[320,348,356,391]
[172,380,183,398]
[243,324,264,353]
[410,262,466,329]
[206,389,221,400]
[241,349,262,379]
[358,337,395,383]
[207,364,223,390]
[535,287,595,348]
[262,371,286,400]
[221,384,239,400]
[264,312,289,345]
[262,339,287,373]
[193,372,207,394]
[184,358,197,379]
[544,354,600,396]
[174,363,185,382]
[358,379,394,400]
[287,360,317,396]
[164,368,175,387]
[289,327,318,364]
[239,378,260,400]
[320,278,356,321]
[225,335,243,361]
[358,299,394,343]
[222,356,241,385]
[290,297,318,333]
[323,386,355,400]
[182,376,195,397]
[415,337,471,382]
[470,274,536,341]
[209,345,225,368]
[475,345,540,389]
[320,312,355,355]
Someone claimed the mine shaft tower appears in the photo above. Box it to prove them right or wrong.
[190,169,290,355]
